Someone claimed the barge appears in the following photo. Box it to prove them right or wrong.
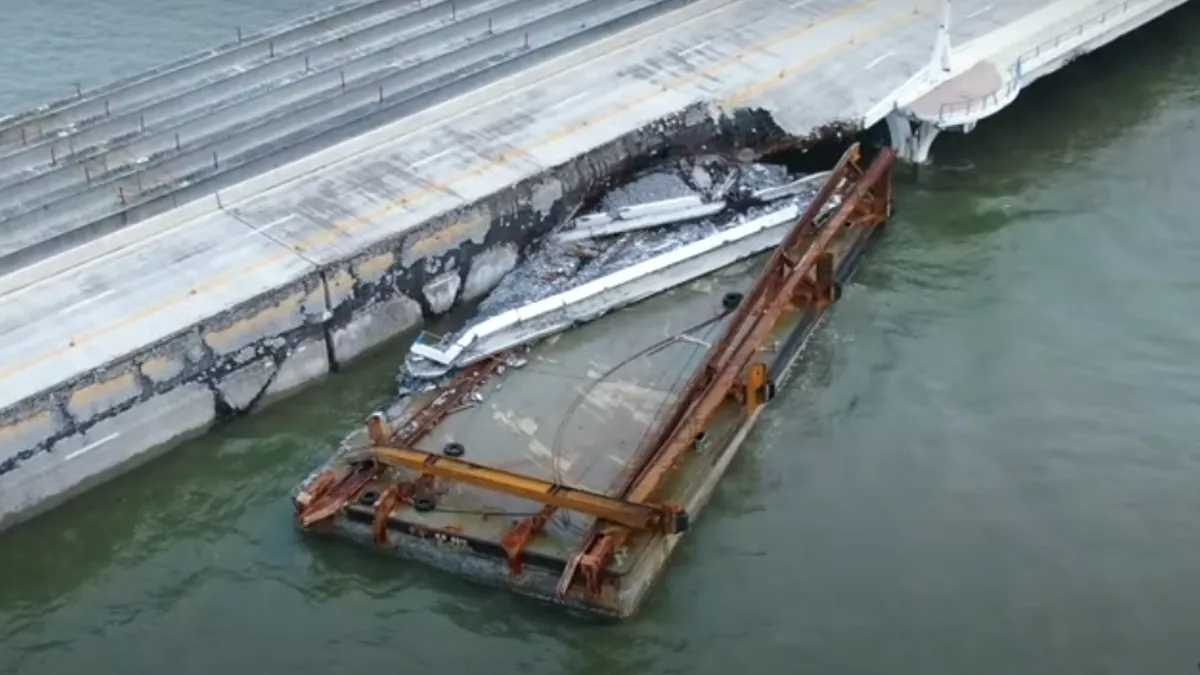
[292,143,896,618]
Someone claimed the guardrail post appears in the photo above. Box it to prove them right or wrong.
[451,1,456,19]
[340,70,346,92]
[213,151,219,170]
[237,26,242,43]
[269,39,275,58]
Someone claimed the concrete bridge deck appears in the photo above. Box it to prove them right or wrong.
[884,0,1193,162]
[0,0,1188,530]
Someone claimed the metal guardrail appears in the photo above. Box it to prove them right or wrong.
[1015,0,1146,64]
[933,0,1148,123]
[934,66,1020,122]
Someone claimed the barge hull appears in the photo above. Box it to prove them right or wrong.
[296,145,895,618]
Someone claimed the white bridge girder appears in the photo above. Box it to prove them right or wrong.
[885,111,980,164]
[885,112,941,165]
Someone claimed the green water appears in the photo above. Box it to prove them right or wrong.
[4,6,1200,674]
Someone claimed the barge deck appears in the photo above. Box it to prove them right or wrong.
[293,143,896,618]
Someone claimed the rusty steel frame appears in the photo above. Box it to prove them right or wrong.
[295,357,506,528]
[367,441,687,533]
[363,409,687,533]
[298,345,689,542]
[559,143,897,597]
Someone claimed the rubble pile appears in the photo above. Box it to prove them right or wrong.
[396,153,823,394]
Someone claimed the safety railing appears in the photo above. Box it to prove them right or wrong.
[1016,0,1149,64]
[933,0,1152,124]
[934,67,1020,123]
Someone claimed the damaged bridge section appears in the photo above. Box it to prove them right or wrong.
[0,0,939,532]
[0,100,813,532]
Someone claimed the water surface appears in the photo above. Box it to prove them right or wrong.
[2,3,1200,673]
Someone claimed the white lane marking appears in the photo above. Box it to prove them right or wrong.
[56,288,115,317]
[411,148,455,169]
[65,432,120,461]
[865,50,895,70]
[966,4,993,19]
[677,39,711,58]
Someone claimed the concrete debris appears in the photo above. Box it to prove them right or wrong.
[736,162,790,192]
[396,155,818,395]
[600,171,696,212]
[214,357,278,414]
[553,202,728,244]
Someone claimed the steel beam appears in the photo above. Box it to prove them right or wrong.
[369,444,687,533]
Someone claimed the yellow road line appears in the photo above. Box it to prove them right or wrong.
[0,0,925,385]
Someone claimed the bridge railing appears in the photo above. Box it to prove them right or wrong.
[934,0,1150,124]
[934,64,1021,123]
[1015,0,1147,65]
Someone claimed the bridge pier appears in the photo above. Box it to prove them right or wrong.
[885,111,941,165]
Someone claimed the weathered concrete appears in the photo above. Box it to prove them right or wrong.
[0,382,215,531]
[262,338,331,406]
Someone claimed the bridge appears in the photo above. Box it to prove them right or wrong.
[879,0,1193,162]
[0,0,1191,531]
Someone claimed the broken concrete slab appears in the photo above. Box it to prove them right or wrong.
[215,358,278,413]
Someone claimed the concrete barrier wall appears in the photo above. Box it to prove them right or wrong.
[0,0,427,146]
[0,0,681,275]
[0,0,507,187]
[0,271,330,529]
[0,100,774,533]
